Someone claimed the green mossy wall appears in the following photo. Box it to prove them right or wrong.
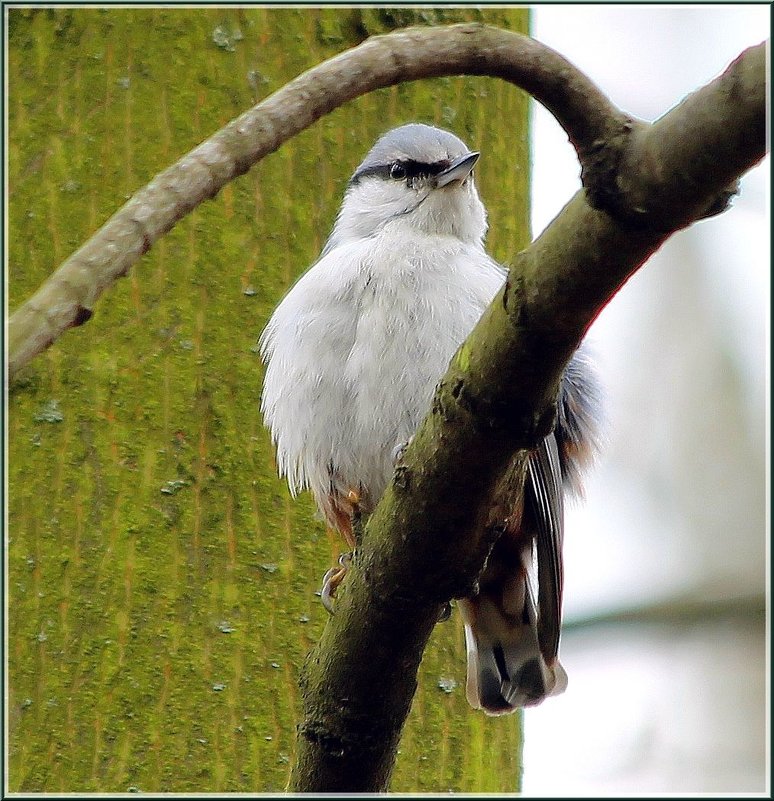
[8,7,531,792]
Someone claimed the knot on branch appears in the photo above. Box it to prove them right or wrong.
[297,704,405,762]
[72,306,93,327]
[579,117,741,231]
[298,719,350,760]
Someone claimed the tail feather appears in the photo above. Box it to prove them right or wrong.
[459,581,567,715]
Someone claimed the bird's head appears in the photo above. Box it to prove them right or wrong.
[326,123,488,252]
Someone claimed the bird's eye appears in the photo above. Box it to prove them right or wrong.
[389,162,407,180]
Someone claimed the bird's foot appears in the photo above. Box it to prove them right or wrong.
[320,551,352,614]
[345,489,363,546]
[391,437,414,467]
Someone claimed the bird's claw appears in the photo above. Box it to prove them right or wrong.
[437,601,452,623]
[320,552,353,614]
[391,437,413,467]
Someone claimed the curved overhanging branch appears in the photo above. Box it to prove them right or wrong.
[10,22,629,380]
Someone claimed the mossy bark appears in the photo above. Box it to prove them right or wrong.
[8,7,530,793]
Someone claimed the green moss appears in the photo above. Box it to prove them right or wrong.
[8,6,530,793]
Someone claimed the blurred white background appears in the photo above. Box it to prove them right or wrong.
[524,5,769,795]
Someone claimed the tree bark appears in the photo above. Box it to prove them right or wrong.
[7,8,530,793]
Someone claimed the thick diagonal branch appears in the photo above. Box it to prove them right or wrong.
[289,43,767,793]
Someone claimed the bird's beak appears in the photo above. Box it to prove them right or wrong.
[434,151,480,188]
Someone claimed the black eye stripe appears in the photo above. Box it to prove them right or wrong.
[350,158,451,186]
[398,159,449,179]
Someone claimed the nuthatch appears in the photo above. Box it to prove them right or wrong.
[260,123,600,713]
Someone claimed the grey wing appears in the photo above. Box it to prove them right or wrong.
[526,433,565,662]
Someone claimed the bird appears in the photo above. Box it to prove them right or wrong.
[259,122,600,714]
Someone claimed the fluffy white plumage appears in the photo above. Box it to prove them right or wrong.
[260,124,504,517]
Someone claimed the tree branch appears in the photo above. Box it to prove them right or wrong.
[585,40,766,227]
[289,42,767,792]
[9,22,627,380]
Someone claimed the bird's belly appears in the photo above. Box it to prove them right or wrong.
[344,323,446,498]
[334,267,494,506]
